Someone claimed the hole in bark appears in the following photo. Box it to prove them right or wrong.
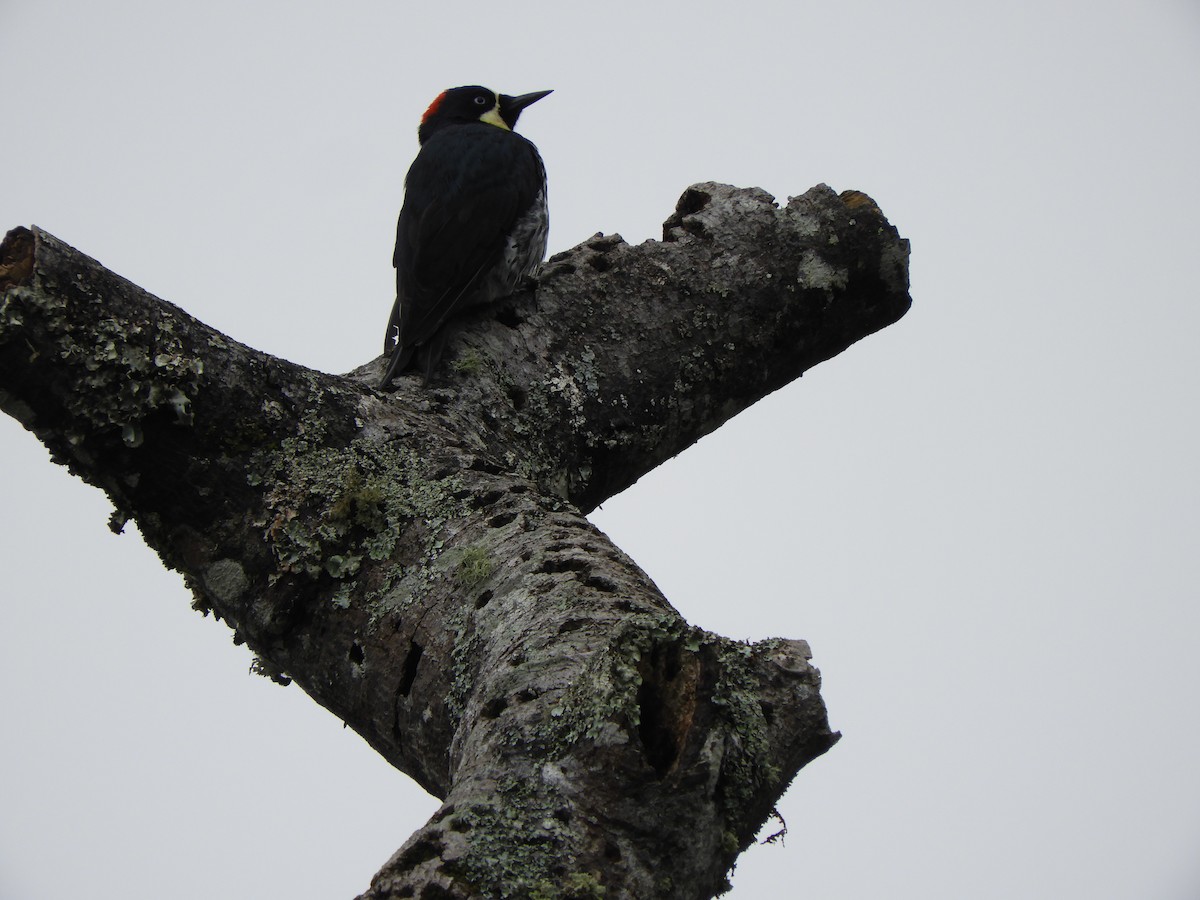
[676,187,711,217]
[488,510,517,528]
[515,688,537,703]
[475,590,493,609]
[472,488,505,509]
[398,640,423,696]
[760,700,776,726]
[554,807,571,824]
[0,227,35,290]
[349,642,364,665]
[587,253,611,272]
[636,641,700,779]
[557,617,590,635]
[662,187,713,241]
[467,457,505,474]
[481,696,508,719]
[637,689,673,775]
[663,654,681,681]
[583,573,618,593]
[505,383,527,410]
[495,305,523,328]
[604,841,621,861]
[540,556,589,574]
[397,833,443,867]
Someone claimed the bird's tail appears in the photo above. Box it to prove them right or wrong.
[379,329,451,390]
[379,343,415,390]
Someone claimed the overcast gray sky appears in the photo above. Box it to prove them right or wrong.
[3,1,1199,897]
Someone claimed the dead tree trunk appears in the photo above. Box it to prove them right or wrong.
[0,183,910,899]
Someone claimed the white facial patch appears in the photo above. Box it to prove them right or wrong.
[478,100,510,131]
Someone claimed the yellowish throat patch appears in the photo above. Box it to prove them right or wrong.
[478,101,510,131]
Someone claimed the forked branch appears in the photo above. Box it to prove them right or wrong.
[0,183,909,898]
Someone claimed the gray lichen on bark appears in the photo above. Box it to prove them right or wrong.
[0,182,910,899]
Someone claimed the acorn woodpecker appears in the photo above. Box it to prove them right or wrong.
[380,85,551,387]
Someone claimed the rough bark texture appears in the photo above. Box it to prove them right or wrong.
[0,182,910,899]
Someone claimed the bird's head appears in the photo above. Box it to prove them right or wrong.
[417,86,552,143]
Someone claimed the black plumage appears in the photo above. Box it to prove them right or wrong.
[380,86,550,387]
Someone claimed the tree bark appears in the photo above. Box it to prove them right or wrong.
[0,182,910,899]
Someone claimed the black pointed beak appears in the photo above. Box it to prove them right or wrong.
[499,89,552,128]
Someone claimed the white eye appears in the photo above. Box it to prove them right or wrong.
[474,95,489,106]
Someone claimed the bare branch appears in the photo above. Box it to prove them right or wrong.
[0,182,908,898]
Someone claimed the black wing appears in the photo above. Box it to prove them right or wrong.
[384,125,541,373]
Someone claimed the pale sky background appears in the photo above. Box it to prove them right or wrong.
[2,2,1199,898]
